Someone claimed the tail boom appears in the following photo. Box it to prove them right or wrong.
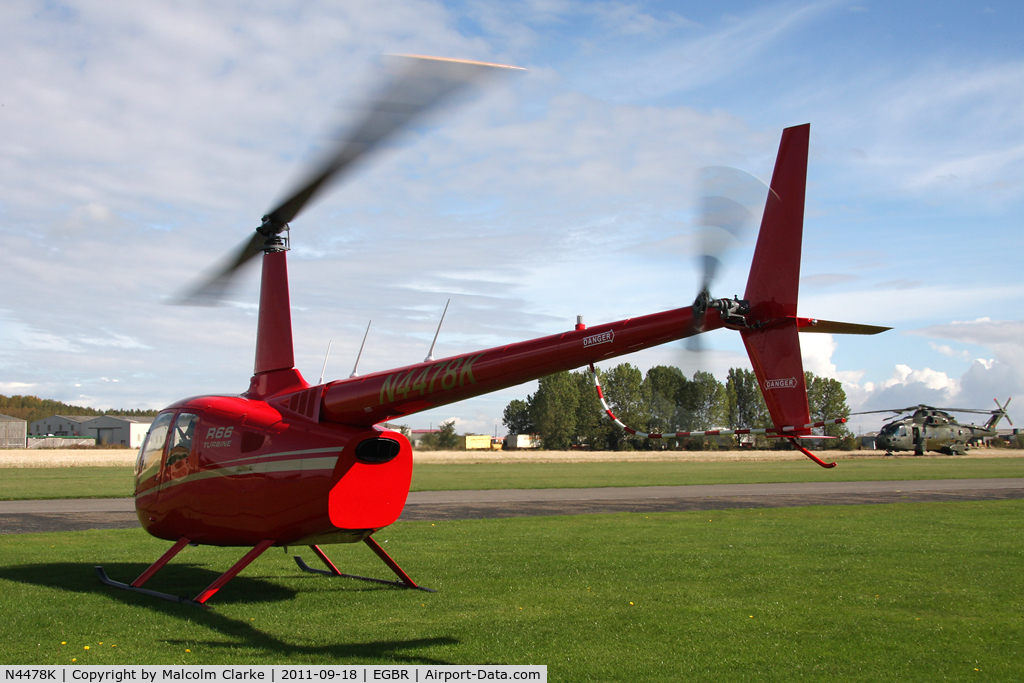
[319,307,724,427]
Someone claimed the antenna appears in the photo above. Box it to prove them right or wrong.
[350,321,372,378]
[424,299,450,362]
[317,341,333,384]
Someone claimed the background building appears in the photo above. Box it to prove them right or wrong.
[408,429,439,449]
[0,414,27,449]
[80,416,154,448]
[30,415,93,437]
[30,414,154,448]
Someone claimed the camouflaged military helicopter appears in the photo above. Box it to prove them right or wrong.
[859,399,1012,456]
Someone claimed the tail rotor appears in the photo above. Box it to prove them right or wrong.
[686,166,768,355]
[991,398,1013,430]
[690,166,769,333]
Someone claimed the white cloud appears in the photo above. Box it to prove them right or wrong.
[800,283,1024,329]
[0,311,80,355]
[565,0,845,103]
[2,0,1023,438]
[928,342,972,362]
[806,59,1024,210]
[800,333,864,386]
[879,364,958,393]
[588,2,699,36]
[0,382,35,392]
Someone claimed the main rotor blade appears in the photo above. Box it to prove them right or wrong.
[176,232,264,305]
[265,55,523,227]
[852,405,1003,416]
[176,55,523,305]
[851,406,924,415]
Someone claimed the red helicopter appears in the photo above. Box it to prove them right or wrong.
[96,56,888,607]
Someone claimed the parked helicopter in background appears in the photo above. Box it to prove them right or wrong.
[860,399,1012,456]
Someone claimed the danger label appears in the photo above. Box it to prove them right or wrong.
[764,377,797,389]
[583,330,614,347]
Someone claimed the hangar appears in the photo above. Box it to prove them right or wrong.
[29,415,93,438]
[0,414,28,448]
[31,414,154,448]
[80,415,154,447]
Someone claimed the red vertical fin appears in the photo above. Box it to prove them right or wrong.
[741,124,811,433]
[743,124,808,319]
[255,251,295,375]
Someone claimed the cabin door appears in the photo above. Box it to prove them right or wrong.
[157,412,200,501]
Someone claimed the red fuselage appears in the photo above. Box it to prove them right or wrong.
[134,255,722,548]
[134,394,412,546]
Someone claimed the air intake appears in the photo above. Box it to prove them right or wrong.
[354,437,401,464]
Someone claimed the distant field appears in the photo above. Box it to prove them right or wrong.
[0,449,136,468]
[3,456,1024,501]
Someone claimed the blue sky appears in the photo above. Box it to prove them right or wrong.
[2,0,1023,436]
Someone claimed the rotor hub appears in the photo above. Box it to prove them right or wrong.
[710,296,751,328]
[258,219,290,253]
[694,291,751,329]
[692,289,711,316]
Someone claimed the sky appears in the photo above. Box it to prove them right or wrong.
[2,0,1024,437]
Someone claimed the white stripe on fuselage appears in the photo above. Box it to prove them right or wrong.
[136,447,344,500]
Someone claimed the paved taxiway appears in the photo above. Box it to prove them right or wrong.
[2,478,1023,534]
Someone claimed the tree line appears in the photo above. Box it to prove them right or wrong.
[0,394,160,425]
[501,365,854,451]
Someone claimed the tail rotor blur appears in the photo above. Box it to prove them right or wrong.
[689,166,770,336]
[684,166,769,361]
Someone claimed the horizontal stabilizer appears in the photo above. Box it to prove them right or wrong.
[797,318,891,335]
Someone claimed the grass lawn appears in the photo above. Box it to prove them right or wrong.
[1,501,1022,681]
[0,467,134,501]
[410,456,1024,491]
[3,457,1024,501]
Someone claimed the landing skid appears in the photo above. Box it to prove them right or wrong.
[294,537,435,592]
[97,535,433,607]
[95,566,207,608]
[97,537,275,608]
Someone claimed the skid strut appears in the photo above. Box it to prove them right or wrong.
[294,537,435,592]
[786,438,837,468]
[96,537,276,608]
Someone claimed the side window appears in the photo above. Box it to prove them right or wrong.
[898,425,907,437]
[166,413,200,472]
[136,412,174,483]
